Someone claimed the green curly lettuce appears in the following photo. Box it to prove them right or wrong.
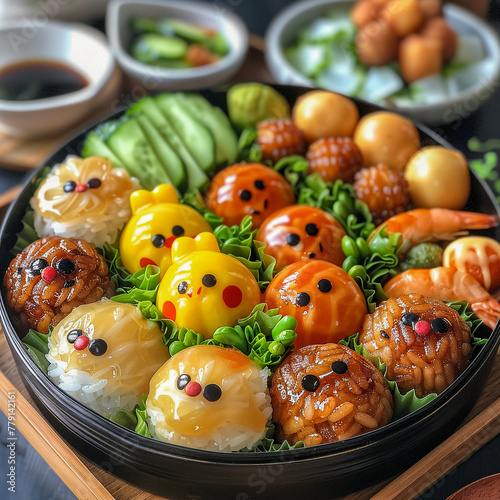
[274,156,375,240]
[134,395,152,438]
[245,421,305,452]
[213,216,277,291]
[236,126,264,163]
[341,227,403,311]
[163,304,297,370]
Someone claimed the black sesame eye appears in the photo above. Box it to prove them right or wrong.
[63,279,76,288]
[63,181,76,193]
[305,223,319,236]
[317,279,332,293]
[431,318,449,334]
[67,329,83,344]
[331,361,348,374]
[88,339,107,356]
[380,330,390,339]
[178,281,188,294]
[55,258,76,274]
[402,312,419,326]
[254,180,265,190]
[296,292,310,307]
[203,383,222,402]
[30,258,48,275]
[172,225,184,237]
[286,233,301,247]
[301,374,320,392]
[202,274,217,287]
[87,178,101,189]
[177,373,191,390]
[152,234,165,248]
[239,189,252,201]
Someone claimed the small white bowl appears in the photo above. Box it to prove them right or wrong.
[0,20,115,139]
[106,0,249,92]
[266,0,500,126]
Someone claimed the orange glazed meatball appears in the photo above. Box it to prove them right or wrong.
[256,205,346,270]
[270,343,393,446]
[264,260,367,348]
[4,236,115,333]
[358,294,471,397]
[205,163,295,228]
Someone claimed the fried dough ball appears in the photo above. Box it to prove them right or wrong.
[292,90,359,143]
[418,0,442,18]
[353,111,421,172]
[270,343,393,446]
[381,0,425,37]
[398,34,443,83]
[358,294,471,397]
[356,20,399,67]
[420,16,458,62]
[351,0,382,28]
[4,236,115,333]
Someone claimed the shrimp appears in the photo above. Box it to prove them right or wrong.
[383,267,500,330]
[371,208,499,256]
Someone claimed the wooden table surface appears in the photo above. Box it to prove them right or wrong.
[2,38,500,500]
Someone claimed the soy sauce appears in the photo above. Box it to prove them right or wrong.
[0,59,88,102]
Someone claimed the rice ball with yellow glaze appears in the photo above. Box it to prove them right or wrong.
[46,300,170,417]
[146,345,272,451]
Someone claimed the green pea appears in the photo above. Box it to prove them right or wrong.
[342,255,358,273]
[274,329,297,346]
[268,341,286,356]
[356,237,371,260]
[333,200,350,221]
[348,264,368,282]
[213,327,248,352]
[341,236,360,259]
[271,316,297,340]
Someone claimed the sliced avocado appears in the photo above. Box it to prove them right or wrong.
[158,19,211,44]
[174,93,237,166]
[128,97,209,191]
[105,116,176,191]
[154,93,215,173]
[131,17,159,35]
[131,34,188,64]
[135,113,187,191]
[81,130,126,168]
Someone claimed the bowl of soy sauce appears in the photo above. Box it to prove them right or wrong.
[0,20,115,139]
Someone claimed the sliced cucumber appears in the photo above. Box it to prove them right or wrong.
[131,33,188,64]
[158,19,210,44]
[105,117,176,191]
[155,93,215,172]
[131,17,159,35]
[81,130,126,168]
[129,96,209,191]
[135,114,187,191]
[173,93,238,165]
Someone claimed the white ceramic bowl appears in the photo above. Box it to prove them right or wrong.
[0,20,115,139]
[265,0,500,126]
[106,0,249,92]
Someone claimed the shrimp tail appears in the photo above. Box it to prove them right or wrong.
[471,300,500,330]
[457,211,499,230]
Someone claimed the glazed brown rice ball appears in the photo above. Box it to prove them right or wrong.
[4,236,115,333]
[358,293,471,397]
[270,343,393,447]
